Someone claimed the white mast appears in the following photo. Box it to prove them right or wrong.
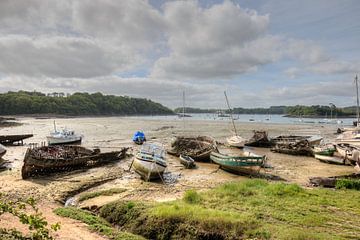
[355,74,359,125]
[224,91,238,136]
[182,91,186,132]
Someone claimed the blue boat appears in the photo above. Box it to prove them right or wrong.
[133,131,146,145]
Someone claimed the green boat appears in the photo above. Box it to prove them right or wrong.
[312,145,336,156]
[210,150,265,175]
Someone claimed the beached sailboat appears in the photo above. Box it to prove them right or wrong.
[336,75,360,146]
[224,91,246,148]
[210,150,265,175]
[335,143,360,165]
[0,144,6,158]
[132,143,167,181]
[47,121,82,145]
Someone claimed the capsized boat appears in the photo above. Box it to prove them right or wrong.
[132,143,167,181]
[47,122,82,145]
[179,154,195,169]
[0,144,6,158]
[167,136,217,161]
[132,131,146,145]
[210,150,265,175]
[245,130,272,147]
[21,145,127,179]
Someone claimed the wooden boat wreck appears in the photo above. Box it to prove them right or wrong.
[312,144,347,165]
[132,143,167,181]
[210,150,265,175]
[21,145,128,179]
[179,154,196,169]
[245,130,272,147]
[271,139,313,156]
[167,136,217,161]
[0,134,33,145]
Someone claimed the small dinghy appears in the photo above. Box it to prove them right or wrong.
[132,143,167,181]
[132,131,146,145]
[179,154,195,169]
[210,150,265,175]
[313,144,346,164]
[0,144,6,158]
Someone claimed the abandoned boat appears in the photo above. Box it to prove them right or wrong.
[0,134,33,145]
[210,150,265,175]
[132,143,167,181]
[335,128,360,146]
[0,144,6,158]
[167,136,217,161]
[21,145,127,179]
[245,130,272,147]
[179,154,196,169]
[271,129,323,147]
[271,139,313,156]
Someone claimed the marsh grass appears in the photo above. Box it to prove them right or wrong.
[78,188,126,202]
[57,180,360,239]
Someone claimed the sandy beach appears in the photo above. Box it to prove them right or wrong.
[0,116,355,239]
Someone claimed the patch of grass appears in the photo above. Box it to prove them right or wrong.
[54,207,144,240]
[78,188,126,202]
[183,189,202,204]
[59,180,360,239]
[335,178,360,190]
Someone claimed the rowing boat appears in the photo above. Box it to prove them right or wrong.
[179,154,195,169]
[210,150,265,175]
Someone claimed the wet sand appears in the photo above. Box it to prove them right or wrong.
[0,116,355,238]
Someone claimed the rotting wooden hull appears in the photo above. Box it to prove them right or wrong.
[132,157,166,181]
[21,145,127,179]
[314,154,346,165]
[0,134,33,145]
[210,151,265,175]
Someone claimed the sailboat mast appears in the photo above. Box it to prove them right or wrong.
[183,91,185,132]
[224,91,238,136]
[356,75,359,125]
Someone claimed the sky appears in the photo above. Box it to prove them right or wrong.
[0,0,359,109]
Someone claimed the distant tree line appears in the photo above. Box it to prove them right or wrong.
[175,105,357,117]
[0,91,174,116]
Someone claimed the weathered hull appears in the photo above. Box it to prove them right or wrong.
[0,134,33,145]
[0,150,6,158]
[132,157,166,181]
[336,144,360,165]
[245,131,272,147]
[210,151,264,175]
[314,154,346,165]
[21,146,127,179]
[179,155,195,169]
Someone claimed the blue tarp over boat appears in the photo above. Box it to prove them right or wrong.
[133,131,146,144]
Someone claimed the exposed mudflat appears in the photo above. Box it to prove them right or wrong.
[0,116,355,238]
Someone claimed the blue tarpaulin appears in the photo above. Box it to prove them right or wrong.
[133,131,146,143]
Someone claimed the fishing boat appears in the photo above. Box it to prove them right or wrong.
[47,122,82,145]
[0,144,6,158]
[312,144,336,156]
[179,154,196,169]
[167,136,217,161]
[245,130,272,147]
[21,145,127,179]
[132,143,167,181]
[335,143,360,165]
[132,131,146,145]
[210,150,265,175]
[224,91,246,148]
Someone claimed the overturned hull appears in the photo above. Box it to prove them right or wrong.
[21,145,127,179]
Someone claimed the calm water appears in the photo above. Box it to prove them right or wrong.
[134,113,355,126]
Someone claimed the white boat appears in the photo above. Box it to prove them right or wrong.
[336,75,360,146]
[47,121,82,145]
[132,143,167,181]
[335,143,360,165]
[226,135,246,148]
[224,91,246,148]
[0,144,6,158]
